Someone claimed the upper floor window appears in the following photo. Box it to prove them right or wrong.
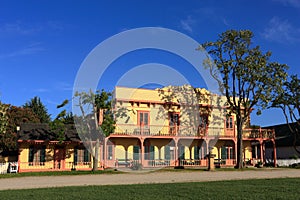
[199,114,208,128]
[169,112,180,126]
[226,116,234,129]
[138,111,149,127]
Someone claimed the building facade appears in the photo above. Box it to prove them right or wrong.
[15,85,276,172]
[106,85,276,169]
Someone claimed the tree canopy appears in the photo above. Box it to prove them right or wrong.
[23,96,51,123]
[0,105,40,152]
[272,74,300,154]
[200,29,288,168]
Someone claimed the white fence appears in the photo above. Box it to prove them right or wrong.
[0,162,18,174]
[276,159,300,167]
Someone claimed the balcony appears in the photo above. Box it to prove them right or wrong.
[112,124,275,139]
[112,124,206,137]
[243,128,275,139]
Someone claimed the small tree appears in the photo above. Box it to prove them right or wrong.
[24,96,51,123]
[200,30,288,168]
[272,75,300,154]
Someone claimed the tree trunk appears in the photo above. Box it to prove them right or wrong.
[92,138,99,171]
[236,116,244,169]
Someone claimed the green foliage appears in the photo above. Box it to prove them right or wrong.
[49,101,74,142]
[0,102,10,153]
[200,29,288,168]
[201,30,288,118]
[100,111,115,137]
[0,102,9,135]
[272,74,300,154]
[74,89,115,136]
[23,96,51,123]
[0,105,40,152]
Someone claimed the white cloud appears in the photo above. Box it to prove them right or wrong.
[261,17,300,43]
[55,81,73,91]
[0,22,41,35]
[0,20,64,37]
[180,16,196,33]
[273,0,300,8]
[34,88,50,93]
[0,43,44,59]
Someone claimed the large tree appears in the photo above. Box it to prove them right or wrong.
[0,102,10,153]
[201,30,288,168]
[23,96,51,123]
[72,89,115,171]
[1,105,40,152]
[272,75,300,154]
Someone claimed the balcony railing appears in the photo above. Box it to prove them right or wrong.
[243,128,275,139]
[112,124,274,139]
[113,124,205,137]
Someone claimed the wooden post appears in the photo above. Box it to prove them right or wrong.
[208,152,215,171]
[273,139,277,167]
[260,141,263,164]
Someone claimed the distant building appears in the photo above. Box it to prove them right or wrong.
[264,122,300,160]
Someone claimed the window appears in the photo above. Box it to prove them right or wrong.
[169,112,179,126]
[226,116,234,129]
[133,145,140,160]
[169,112,179,135]
[144,145,155,160]
[179,146,185,160]
[28,145,46,165]
[199,114,208,135]
[165,146,171,160]
[137,111,150,134]
[221,146,227,160]
[74,147,90,164]
[194,146,200,160]
[108,145,113,160]
[138,111,149,127]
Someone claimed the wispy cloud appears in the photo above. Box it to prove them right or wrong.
[261,17,300,43]
[55,81,73,92]
[0,43,44,59]
[34,88,50,93]
[180,16,196,33]
[179,7,230,33]
[0,22,41,35]
[273,0,300,8]
[0,20,65,37]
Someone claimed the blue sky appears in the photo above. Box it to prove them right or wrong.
[0,0,299,126]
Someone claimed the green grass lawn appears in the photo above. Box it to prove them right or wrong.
[0,166,264,179]
[0,168,122,179]
[0,178,299,200]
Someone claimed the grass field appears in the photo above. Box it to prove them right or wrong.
[0,168,122,179]
[0,178,299,200]
[0,167,262,179]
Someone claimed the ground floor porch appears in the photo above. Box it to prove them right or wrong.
[13,135,276,172]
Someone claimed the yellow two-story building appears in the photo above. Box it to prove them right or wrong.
[105,85,276,168]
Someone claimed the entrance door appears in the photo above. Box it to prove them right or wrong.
[54,147,65,169]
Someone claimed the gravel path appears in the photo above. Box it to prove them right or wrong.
[0,169,300,191]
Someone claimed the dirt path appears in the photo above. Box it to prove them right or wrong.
[0,169,300,191]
